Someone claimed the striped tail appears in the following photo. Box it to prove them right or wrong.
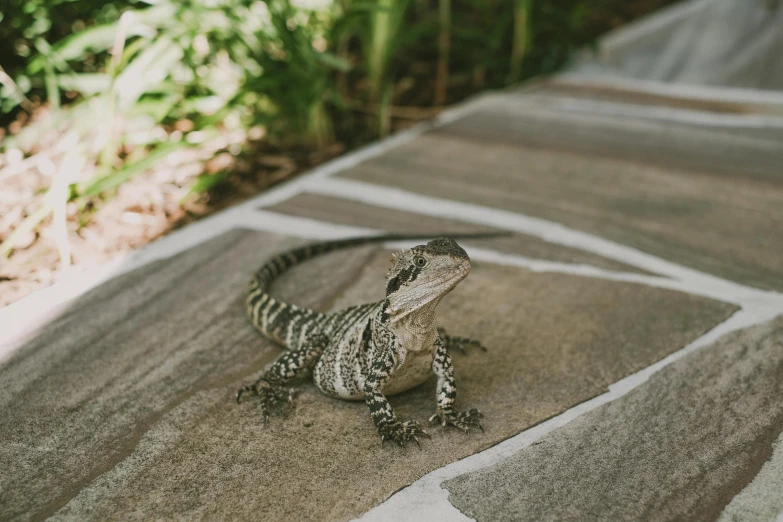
[244,232,508,350]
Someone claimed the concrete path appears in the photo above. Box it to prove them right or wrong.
[3,9,783,522]
[571,0,783,91]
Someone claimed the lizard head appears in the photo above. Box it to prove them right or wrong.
[384,237,470,323]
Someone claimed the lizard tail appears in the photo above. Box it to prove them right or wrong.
[245,232,506,349]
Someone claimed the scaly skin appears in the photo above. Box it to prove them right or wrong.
[236,234,489,446]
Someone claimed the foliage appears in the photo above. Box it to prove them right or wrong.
[0,0,675,262]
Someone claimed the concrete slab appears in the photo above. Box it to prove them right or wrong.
[265,192,650,274]
[0,230,735,521]
[718,430,783,522]
[338,127,783,291]
[511,89,783,142]
[433,98,783,181]
[444,315,783,522]
[570,0,783,91]
[0,229,379,521]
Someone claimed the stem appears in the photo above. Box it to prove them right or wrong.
[0,65,35,113]
[508,0,532,84]
[50,141,85,270]
[34,38,61,111]
[368,0,394,100]
[434,0,451,106]
[378,83,392,138]
[100,11,133,170]
[0,206,52,259]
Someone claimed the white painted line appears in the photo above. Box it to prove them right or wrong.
[240,210,678,291]
[524,95,783,129]
[355,302,783,522]
[242,210,379,239]
[552,73,783,107]
[307,178,783,306]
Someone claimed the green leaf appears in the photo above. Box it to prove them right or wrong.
[28,24,118,73]
[57,73,111,96]
[79,141,187,198]
[129,95,179,122]
[314,51,351,72]
[114,37,184,110]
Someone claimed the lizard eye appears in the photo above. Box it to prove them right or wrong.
[414,255,427,268]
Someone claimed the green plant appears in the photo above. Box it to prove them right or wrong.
[0,0,347,259]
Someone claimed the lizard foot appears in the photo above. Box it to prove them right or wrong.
[235,378,294,425]
[438,327,488,355]
[379,420,431,448]
[429,407,484,434]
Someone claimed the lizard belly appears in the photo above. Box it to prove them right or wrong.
[382,350,434,396]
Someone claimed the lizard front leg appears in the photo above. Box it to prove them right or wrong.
[437,326,487,355]
[364,347,429,447]
[236,333,328,425]
[429,335,484,433]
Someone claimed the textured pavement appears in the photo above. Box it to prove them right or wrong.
[3,4,783,519]
[444,316,783,522]
[0,230,735,521]
[338,99,783,291]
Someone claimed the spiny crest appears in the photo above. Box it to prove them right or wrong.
[387,249,410,279]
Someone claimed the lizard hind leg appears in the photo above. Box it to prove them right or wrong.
[236,333,329,425]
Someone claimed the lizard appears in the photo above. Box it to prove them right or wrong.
[236,234,490,446]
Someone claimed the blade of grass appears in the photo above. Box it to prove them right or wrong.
[0,65,35,113]
[35,38,61,111]
[80,141,187,198]
[0,206,52,259]
[49,138,86,270]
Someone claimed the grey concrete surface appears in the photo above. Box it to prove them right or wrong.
[571,0,783,91]
[339,113,783,290]
[432,97,783,182]
[444,314,783,522]
[0,230,734,521]
[266,192,650,274]
[0,229,379,521]
[717,430,783,522]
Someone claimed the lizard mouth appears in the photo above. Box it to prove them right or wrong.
[413,262,470,297]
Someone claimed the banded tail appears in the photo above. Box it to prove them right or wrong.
[245,232,507,350]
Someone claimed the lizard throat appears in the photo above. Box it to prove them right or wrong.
[388,295,441,327]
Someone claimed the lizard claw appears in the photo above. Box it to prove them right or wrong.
[378,420,430,447]
[236,378,295,425]
[429,407,484,434]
